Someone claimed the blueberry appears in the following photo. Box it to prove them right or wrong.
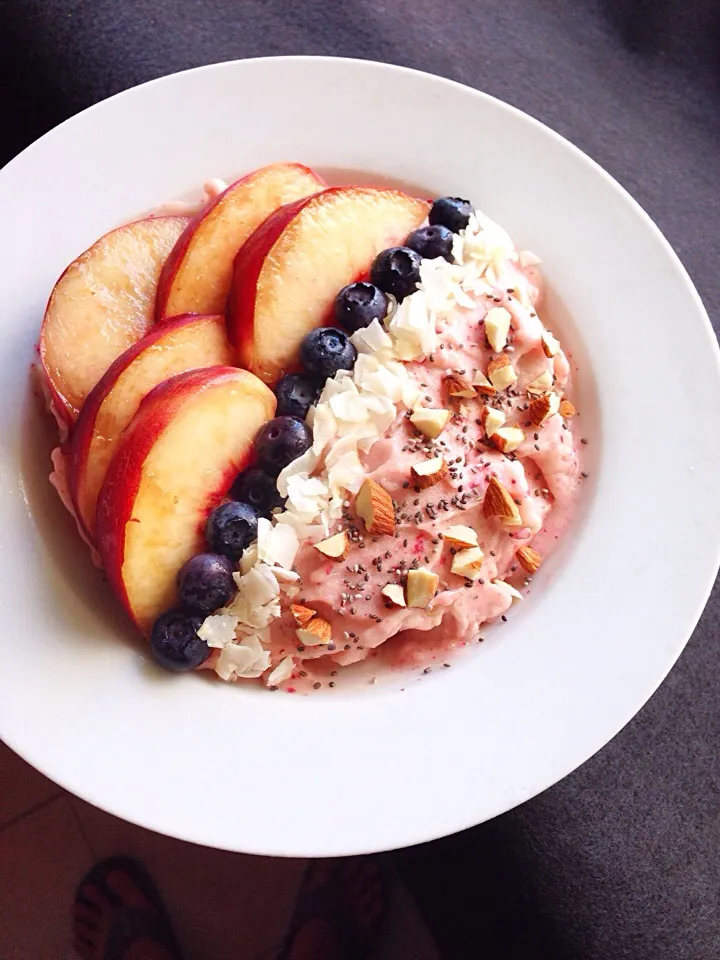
[369,247,422,301]
[177,553,236,614]
[299,327,358,381]
[255,416,313,475]
[334,282,389,334]
[150,608,209,672]
[231,467,284,518]
[274,373,320,420]
[206,500,258,561]
[428,196,473,233]
[406,224,454,262]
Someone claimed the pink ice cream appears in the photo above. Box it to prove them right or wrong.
[265,262,582,676]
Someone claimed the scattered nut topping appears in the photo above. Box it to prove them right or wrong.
[409,407,451,439]
[356,478,395,536]
[291,603,317,626]
[381,583,406,607]
[484,306,512,352]
[483,476,522,526]
[296,616,332,646]
[411,456,449,489]
[559,398,577,418]
[451,546,485,580]
[406,567,439,608]
[487,355,517,392]
[516,545,543,574]
[443,524,479,549]
[490,426,525,453]
[528,392,560,427]
[526,370,554,395]
[314,531,350,561]
[480,405,506,437]
[471,370,496,396]
[444,374,477,399]
[541,330,560,358]
[493,580,524,601]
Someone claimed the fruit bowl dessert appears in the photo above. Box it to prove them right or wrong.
[36,161,582,693]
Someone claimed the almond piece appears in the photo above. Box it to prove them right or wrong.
[411,456,449,490]
[480,405,506,437]
[485,306,512,352]
[559,398,577,418]
[406,567,439,608]
[356,478,395,536]
[483,476,522,526]
[528,392,560,427]
[526,369,554,395]
[451,546,485,580]
[516,545,543,574]
[471,370,496,396]
[493,579,523,601]
[291,603,317,626]
[409,407,451,439]
[444,374,477,399]
[443,524,479,549]
[381,583,406,607]
[296,616,332,646]
[314,531,350,561]
[490,427,525,453]
[541,330,560,358]
[487,355,517,392]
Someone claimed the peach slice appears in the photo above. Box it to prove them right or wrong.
[70,314,235,542]
[38,215,188,428]
[227,187,429,384]
[155,163,325,321]
[96,366,275,634]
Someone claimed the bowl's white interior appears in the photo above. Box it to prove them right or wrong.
[0,58,718,857]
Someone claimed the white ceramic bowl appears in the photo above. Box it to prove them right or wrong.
[1,57,718,857]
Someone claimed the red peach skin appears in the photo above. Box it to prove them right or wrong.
[95,366,275,634]
[155,163,325,321]
[226,186,429,384]
[70,314,235,543]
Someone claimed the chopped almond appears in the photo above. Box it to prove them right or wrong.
[480,405,506,436]
[314,531,350,561]
[516,545,543,574]
[541,330,560,358]
[490,427,525,453]
[381,583,406,607]
[485,306,512,352]
[451,546,485,580]
[356,478,395,536]
[406,567,439,608]
[291,603,316,626]
[296,616,332,646]
[443,524,479,549]
[471,370,496,396]
[559,398,577,418]
[409,407,451,439]
[487,355,517,392]
[528,392,560,427]
[493,579,523,601]
[411,456,449,490]
[526,370,553,395]
[483,476,522,526]
[444,374,477,399]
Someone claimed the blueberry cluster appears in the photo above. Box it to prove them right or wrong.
[149,196,472,675]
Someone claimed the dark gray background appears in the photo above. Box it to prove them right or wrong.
[2,2,718,957]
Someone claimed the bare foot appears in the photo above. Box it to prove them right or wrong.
[284,858,386,960]
[72,861,181,960]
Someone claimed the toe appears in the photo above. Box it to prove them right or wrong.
[105,869,154,911]
[79,883,108,912]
